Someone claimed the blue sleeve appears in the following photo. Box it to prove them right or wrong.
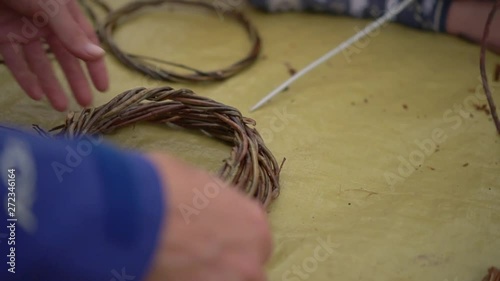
[248,0,453,32]
[0,125,165,281]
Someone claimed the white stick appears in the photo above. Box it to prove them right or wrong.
[250,0,416,112]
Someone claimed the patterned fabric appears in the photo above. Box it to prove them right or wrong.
[249,0,453,32]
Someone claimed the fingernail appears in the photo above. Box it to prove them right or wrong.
[84,43,105,57]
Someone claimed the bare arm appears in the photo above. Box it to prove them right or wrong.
[446,1,500,53]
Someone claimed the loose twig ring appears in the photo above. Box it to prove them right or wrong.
[98,0,262,82]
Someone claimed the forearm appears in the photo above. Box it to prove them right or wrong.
[0,126,164,281]
[446,1,500,53]
[249,0,453,32]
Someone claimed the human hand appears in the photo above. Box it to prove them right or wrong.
[0,0,108,111]
[145,152,273,281]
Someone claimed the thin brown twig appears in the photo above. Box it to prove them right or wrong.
[480,1,500,134]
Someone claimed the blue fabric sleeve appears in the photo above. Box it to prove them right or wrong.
[248,0,453,32]
[0,125,165,281]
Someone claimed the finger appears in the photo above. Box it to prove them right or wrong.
[47,36,93,107]
[85,58,109,92]
[0,43,44,101]
[67,0,109,92]
[23,40,68,111]
[47,0,105,61]
[66,0,100,45]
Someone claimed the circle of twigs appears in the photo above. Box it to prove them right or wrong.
[96,0,261,82]
[36,86,283,207]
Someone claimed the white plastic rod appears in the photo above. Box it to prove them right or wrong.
[250,0,416,112]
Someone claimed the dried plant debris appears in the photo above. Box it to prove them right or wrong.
[284,62,297,76]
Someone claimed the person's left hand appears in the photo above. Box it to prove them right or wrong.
[0,0,109,111]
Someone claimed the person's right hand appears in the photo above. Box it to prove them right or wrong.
[145,153,273,281]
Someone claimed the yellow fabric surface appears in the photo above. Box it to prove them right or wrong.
[1,2,499,280]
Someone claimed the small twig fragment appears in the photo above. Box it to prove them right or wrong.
[284,62,297,76]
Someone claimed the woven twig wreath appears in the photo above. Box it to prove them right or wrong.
[35,86,282,207]
[94,0,261,82]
